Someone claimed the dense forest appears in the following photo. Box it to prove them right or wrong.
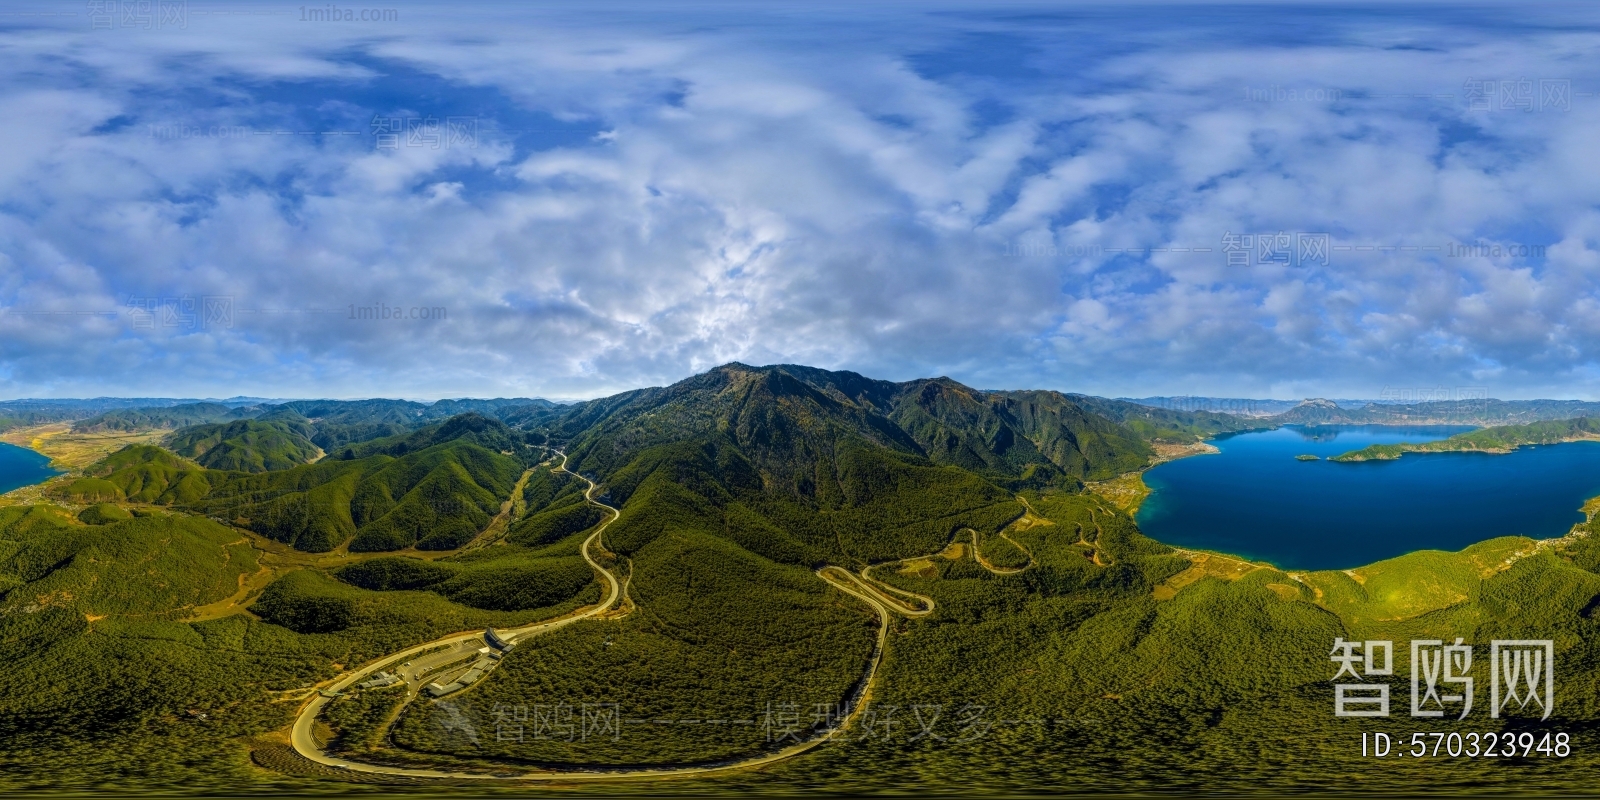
[165,412,323,472]
[4,363,1600,794]
[52,435,527,552]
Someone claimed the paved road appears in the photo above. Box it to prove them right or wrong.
[290,452,628,777]
[287,453,931,782]
[825,565,935,617]
[854,520,1036,614]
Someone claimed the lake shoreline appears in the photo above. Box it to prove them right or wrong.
[1331,432,1600,462]
[1133,424,1600,571]
[1086,439,1220,515]
[0,440,63,498]
[0,422,166,509]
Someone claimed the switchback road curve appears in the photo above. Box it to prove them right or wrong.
[288,453,933,782]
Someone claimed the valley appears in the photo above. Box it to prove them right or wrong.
[2,364,1600,795]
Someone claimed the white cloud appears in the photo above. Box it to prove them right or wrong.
[0,4,1599,400]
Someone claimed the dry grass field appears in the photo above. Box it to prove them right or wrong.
[0,423,166,508]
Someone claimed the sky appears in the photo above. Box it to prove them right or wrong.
[2,1,1600,401]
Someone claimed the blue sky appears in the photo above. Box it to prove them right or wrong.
[2,1,1599,400]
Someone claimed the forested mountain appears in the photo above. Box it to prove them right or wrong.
[73,402,261,432]
[501,364,1031,566]
[196,439,521,552]
[537,364,1225,495]
[65,398,564,455]
[55,419,524,552]
[427,397,553,417]
[0,397,282,433]
[1066,394,1270,440]
[0,505,257,618]
[551,366,925,501]
[1124,395,1303,416]
[13,363,1600,795]
[271,398,545,451]
[54,444,211,505]
[268,399,430,450]
[1241,397,1600,426]
[331,413,530,461]
[0,399,190,433]
[164,411,322,472]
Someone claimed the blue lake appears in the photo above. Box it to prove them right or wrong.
[0,442,60,494]
[1135,425,1600,571]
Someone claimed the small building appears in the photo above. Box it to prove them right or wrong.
[458,668,485,685]
[424,681,465,698]
[484,628,515,652]
[358,671,401,690]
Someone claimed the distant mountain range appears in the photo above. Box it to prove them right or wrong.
[0,396,565,436]
[1123,395,1600,426]
[1260,397,1600,426]
[11,382,1600,450]
[14,374,1600,794]
[1125,396,1348,416]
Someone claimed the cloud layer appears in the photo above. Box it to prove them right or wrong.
[2,2,1599,400]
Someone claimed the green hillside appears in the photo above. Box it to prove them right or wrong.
[771,364,1177,482]
[165,413,322,472]
[541,364,1165,494]
[53,444,212,504]
[879,380,1133,486]
[196,439,521,552]
[553,365,929,497]
[274,398,555,451]
[66,399,548,457]
[73,402,259,433]
[331,412,529,461]
[0,505,256,617]
[334,551,594,613]
[1332,416,1600,461]
[272,398,431,451]
[0,509,595,792]
[0,400,133,433]
[54,420,523,553]
[1066,393,1269,442]
[11,366,1600,795]
[1272,397,1600,426]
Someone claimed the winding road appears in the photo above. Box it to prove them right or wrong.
[287,452,933,782]
[967,527,1034,574]
[856,507,1041,602]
